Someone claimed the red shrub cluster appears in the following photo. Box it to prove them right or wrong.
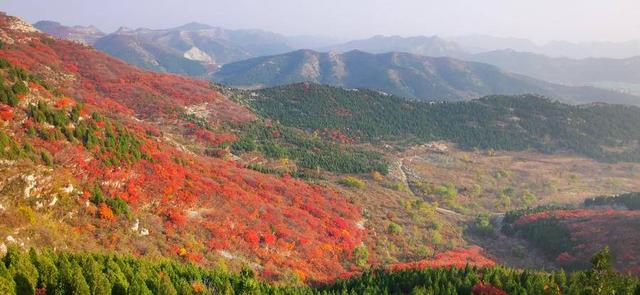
[194,128,237,146]
[389,246,495,271]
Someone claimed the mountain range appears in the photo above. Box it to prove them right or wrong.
[319,35,640,95]
[35,21,640,104]
[35,21,295,76]
[214,49,640,105]
[470,50,640,94]
[452,34,640,59]
[319,35,466,58]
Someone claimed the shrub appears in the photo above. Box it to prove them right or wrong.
[105,196,130,217]
[98,203,115,220]
[434,183,457,199]
[339,176,365,189]
[12,80,28,95]
[352,246,369,267]
[472,213,494,236]
[387,222,403,234]
[40,151,53,166]
[371,171,384,182]
[388,182,408,192]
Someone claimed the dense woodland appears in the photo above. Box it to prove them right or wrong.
[248,83,640,162]
[2,247,638,295]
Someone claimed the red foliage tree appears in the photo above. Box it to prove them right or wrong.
[244,230,261,247]
[165,208,188,227]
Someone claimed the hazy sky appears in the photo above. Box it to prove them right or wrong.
[2,0,639,43]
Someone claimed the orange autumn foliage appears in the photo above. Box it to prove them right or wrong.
[98,203,115,221]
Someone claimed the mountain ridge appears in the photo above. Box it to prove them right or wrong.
[37,20,294,76]
[214,49,640,105]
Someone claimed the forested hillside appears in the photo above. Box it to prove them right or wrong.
[2,247,638,294]
[246,83,640,162]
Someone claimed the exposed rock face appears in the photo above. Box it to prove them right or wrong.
[184,46,214,64]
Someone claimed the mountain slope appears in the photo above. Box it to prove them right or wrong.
[0,12,373,281]
[214,49,640,105]
[322,35,466,58]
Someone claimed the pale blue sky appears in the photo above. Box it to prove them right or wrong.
[2,0,639,42]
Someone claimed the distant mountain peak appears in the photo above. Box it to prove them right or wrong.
[323,34,465,58]
[173,22,214,31]
[34,20,102,34]
[114,26,134,34]
[33,20,61,27]
[34,19,105,45]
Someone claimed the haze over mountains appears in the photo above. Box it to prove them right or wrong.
[470,50,640,94]
[452,34,640,59]
[319,35,466,58]
[34,20,640,105]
